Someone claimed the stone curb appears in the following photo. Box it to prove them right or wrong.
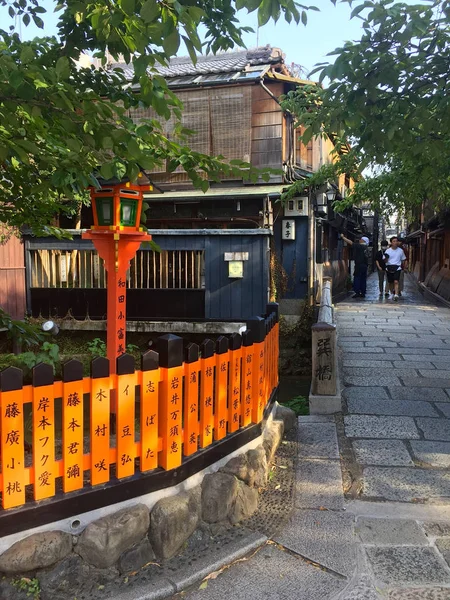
[112,531,268,600]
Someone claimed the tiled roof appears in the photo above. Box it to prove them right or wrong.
[110,45,284,80]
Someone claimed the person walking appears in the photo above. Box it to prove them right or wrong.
[398,238,409,296]
[341,234,369,298]
[384,236,407,301]
[375,240,390,298]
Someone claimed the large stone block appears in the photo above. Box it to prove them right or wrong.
[202,472,239,523]
[149,490,200,560]
[220,446,268,489]
[263,419,284,463]
[229,481,258,525]
[118,538,155,574]
[0,531,72,574]
[275,403,296,432]
[247,446,268,488]
[75,504,149,568]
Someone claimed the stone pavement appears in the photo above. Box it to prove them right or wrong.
[158,273,450,600]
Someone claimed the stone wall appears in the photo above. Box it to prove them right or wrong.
[0,405,294,600]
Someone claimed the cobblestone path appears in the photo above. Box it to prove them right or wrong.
[337,273,450,504]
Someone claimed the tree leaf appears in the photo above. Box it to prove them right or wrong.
[121,0,135,15]
[162,29,180,56]
[56,56,70,80]
[140,0,160,23]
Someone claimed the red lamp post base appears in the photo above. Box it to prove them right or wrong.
[82,230,151,374]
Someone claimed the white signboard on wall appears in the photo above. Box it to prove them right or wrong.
[282,219,296,240]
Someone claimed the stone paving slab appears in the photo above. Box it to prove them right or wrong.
[342,353,409,362]
[295,459,345,510]
[339,574,382,600]
[393,361,438,370]
[410,441,450,468]
[298,415,335,423]
[397,341,448,349]
[363,341,401,348]
[344,367,420,378]
[363,467,450,502]
[436,538,450,569]
[387,587,450,599]
[388,387,450,403]
[344,415,420,439]
[343,387,389,400]
[343,359,395,368]
[421,370,450,379]
[175,543,347,600]
[298,423,340,460]
[365,547,450,587]
[347,396,438,417]
[167,531,267,592]
[435,404,450,418]
[345,376,403,387]
[356,517,428,546]
[393,348,436,355]
[432,349,450,356]
[342,346,385,353]
[352,440,414,466]
[416,418,450,441]
[274,509,356,578]
[400,378,450,388]
[401,354,448,362]
[423,522,450,537]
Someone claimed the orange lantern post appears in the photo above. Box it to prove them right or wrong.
[82,175,152,375]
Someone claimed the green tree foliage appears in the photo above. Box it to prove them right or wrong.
[0,0,316,234]
[282,0,450,216]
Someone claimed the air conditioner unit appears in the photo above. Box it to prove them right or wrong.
[284,196,309,217]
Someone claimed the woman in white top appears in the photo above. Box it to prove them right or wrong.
[384,236,407,301]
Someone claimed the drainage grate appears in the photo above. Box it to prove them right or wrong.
[242,422,298,538]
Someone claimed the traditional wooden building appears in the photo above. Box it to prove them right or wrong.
[406,205,450,304]
[27,46,361,324]
[0,228,26,320]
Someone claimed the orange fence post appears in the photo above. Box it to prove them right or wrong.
[248,317,266,423]
[0,367,26,509]
[184,343,200,456]
[90,357,111,486]
[32,363,56,501]
[140,350,160,472]
[158,335,183,470]
[62,360,85,493]
[241,331,254,427]
[199,339,215,448]
[215,336,229,440]
[116,354,137,479]
[227,333,242,433]
[267,303,280,390]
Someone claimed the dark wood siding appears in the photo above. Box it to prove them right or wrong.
[27,231,270,321]
[0,229,26,319]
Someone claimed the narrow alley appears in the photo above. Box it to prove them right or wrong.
[159,275,450,600]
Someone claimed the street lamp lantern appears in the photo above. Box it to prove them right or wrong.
[326,187,337,203]
[90,178,149,231]
[315,192,328,217]
[83,174,153,374]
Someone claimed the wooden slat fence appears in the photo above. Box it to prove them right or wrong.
[30,249,205,290]
[0,309,279,511]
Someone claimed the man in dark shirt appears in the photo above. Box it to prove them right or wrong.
[375,240,389,298]
[341,234,369,298]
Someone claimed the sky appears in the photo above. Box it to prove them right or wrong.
[0,0,364,76]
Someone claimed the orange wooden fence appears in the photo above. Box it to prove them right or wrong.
[0,312,279,511]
